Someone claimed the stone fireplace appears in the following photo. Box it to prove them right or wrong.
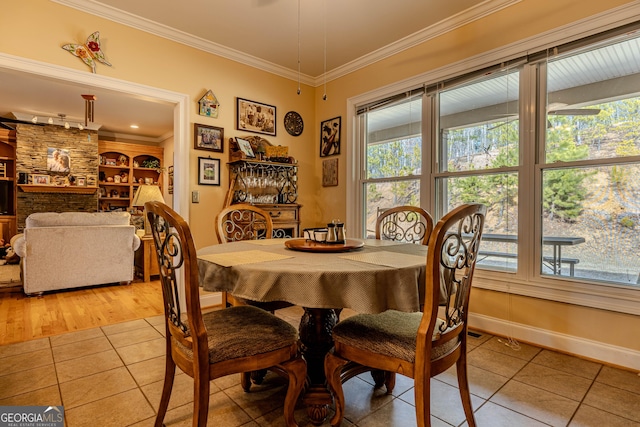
[15,124,99,230]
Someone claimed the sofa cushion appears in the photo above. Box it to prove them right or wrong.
[26,212,131,228]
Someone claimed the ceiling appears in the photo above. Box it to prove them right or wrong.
[0,0,513,140]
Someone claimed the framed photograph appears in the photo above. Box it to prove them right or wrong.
[168,165,174,194]
[235,137,255,158]
[86,174,97,186]
[76,176,86,186]
[32,174,50,185]
[237,97,276,136]
[320,116,341,157]
[322,158,339,187]
[198,157,220,186]
[47,147,71,173]
[194,123,224,152]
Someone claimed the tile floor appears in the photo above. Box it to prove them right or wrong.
[0,306,639,427]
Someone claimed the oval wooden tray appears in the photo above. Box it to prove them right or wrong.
[285,238,364,253]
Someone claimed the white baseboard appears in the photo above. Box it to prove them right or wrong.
[469,313,640,371]
[200,292,221,309]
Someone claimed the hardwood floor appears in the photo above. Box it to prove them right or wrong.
[0,279,164,345]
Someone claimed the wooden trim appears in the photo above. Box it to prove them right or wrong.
[18,185,98,194]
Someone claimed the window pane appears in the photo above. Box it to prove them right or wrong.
[546,37,640,163]
[542,164,640,284]
[365,98,422,179]
[440,70,520,172]
[364,180,419,238]
[438,173,518,271]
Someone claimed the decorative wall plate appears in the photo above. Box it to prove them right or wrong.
[284,111,304,136]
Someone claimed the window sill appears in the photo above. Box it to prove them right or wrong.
[473,269,640,316]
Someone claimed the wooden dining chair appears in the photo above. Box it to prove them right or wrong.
[375,205,434,245]
[146,201,306,427]
[325,203,486,427]
[214,203,291,310]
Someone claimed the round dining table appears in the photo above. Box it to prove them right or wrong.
[197,238,428,425]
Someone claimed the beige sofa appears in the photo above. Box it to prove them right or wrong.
[13,212,141,295]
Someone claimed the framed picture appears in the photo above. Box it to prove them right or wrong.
[32,174,50,185]
[168,165,174,194]
[235,137,255,158]
[76,176,86,186]
[47,147,71,173]
[194,123,224,152]
[237,97,276,136]
[322,158,339,187]
[198,157,220,186]
[86,174,97,186]
[320,116,341,157]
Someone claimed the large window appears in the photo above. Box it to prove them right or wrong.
[357,25,640,289]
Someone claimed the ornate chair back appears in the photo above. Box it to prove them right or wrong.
[375,205,434,245]
[215,204,273,243]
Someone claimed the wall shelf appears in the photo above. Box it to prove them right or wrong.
[18,185,98,194]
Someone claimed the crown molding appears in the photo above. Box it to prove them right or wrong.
[53,0,520,86]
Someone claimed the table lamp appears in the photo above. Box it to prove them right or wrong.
[132,185,165,237]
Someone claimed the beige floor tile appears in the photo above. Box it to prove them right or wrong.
[49,327,105,347]
[107,325,162,348]
[490,380,580,427]
[582,381,640,423]
[141,371,221,412]
[101,318,152,336]
[467,330,492,347]
[127,355,177,387]
[354,397,451,427]
[223,374,294,421]
[336,376,395,424]
[145,314,165,327]
[399,379,485,426]
[51,336,113,363]
[254,405,317,427]
[0,348,53,376]
[0,365,58,400]
[59,366,138,409]
[513,362,593,401]
[355,371,415,398]
[437,363,509,400]
[64,388,155,427]
[569,403,640,427]
[479,336,542,361]
[115,337,165,365]
[156,391,254,427]
[467,401,549,427]
[56,349,123,383]
[531,349,601,380]
[467,346,528,378]
[596,365,640,395]
[0,337,50,358]
[0,385,61,406]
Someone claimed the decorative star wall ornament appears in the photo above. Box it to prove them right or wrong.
[62,31,112,73]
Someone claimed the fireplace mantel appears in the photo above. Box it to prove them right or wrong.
[18,185,98,195]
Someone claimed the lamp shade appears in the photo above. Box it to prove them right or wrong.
[132,185,164,207]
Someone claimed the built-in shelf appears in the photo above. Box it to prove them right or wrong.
[18,185,99,194]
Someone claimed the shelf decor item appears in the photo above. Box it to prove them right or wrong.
[237,98,276,136]
[194,123,224,152]
[198,157,220,186]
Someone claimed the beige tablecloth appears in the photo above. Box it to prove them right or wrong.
[197,239,428,314]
